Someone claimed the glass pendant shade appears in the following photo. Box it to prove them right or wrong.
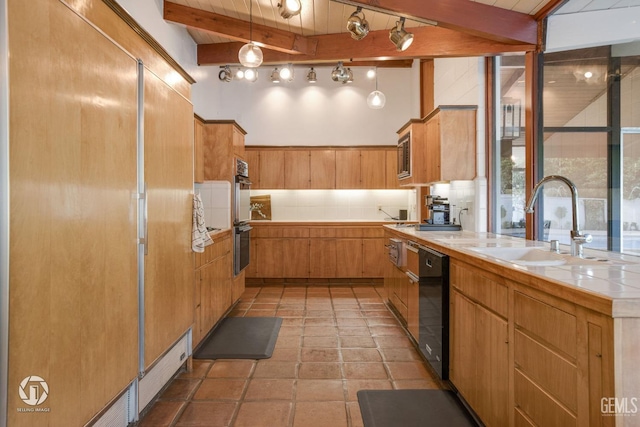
[367,90,386,109]
[238,43,263,68]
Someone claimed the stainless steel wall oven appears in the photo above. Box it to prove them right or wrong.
[234,158,252,275]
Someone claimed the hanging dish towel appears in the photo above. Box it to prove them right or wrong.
[192,192,214,253]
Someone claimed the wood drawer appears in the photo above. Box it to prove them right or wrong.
[282,228,309,238]
[514,330,577,412]
[514,370,576,427]
[310,228,336,238]
[253,227,283,238]
[514,291,577,359]
[450,260,508,318]
[335,228,363,238]
[362,227,384,238]
[390,293,408,321]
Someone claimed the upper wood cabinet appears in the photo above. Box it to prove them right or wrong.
[361,150,386,189]
[424,106,476,183]
[202,120,247,181]
[310,150,336,189]
[285,150,311,189]
[398,105,477,186]
[259,150,285,189]
[336,150,361,188]
[245,147,395,190]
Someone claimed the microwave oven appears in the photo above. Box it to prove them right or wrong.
[397,131,411,179]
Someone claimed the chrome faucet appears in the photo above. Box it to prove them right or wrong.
[525,175,593,258]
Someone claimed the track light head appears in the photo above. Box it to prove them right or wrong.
[389,18,414,52]
[346,7,369,40]
[278,0,301,19]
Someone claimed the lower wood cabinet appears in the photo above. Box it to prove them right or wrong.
[248,224,386,280]
[193,233,235,348]
[450,258,614,427]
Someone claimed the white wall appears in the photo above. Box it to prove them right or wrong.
[433,57,487,232]
[192,64,419,146]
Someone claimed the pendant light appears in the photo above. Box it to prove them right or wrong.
[367,67,386,109]
[238,0,263,68]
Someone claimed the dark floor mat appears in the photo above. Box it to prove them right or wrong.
[193,317,282,360]
[357,389,477,427]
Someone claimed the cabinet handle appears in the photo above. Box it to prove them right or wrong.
[596,353,602,358]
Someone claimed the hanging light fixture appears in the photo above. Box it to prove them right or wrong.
[278,0,301,19]
[389,18,413,52]
[367,67,386,109]
[346,7,369,40]
[345,68,354,83]
[306,67,317,83]
[238,0,263,67]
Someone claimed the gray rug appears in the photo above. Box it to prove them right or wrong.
[193,317,282,360]
[357,389,477,427]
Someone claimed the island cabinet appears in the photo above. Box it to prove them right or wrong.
[247,223,386,280]
[449,260,509,427]
[193,232,233,349]
[449,258,614,427]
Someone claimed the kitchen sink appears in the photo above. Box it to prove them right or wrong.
[468,246,614,267]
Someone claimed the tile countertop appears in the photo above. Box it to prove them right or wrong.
[383,225,640,318]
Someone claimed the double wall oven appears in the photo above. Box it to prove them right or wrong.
[234,158,252,275]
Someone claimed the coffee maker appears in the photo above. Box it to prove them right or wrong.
[426,195,451,225]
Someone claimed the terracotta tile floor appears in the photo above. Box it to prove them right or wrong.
[139,285,442,427]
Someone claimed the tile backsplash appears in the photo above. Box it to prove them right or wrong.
[195,181,231,229]
[250,189,415,222]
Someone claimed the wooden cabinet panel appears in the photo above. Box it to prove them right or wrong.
[310,239,337,278]
[451,261,508,318]
[475,305,509,427]
[514,370,576,427]
[233,125,245,158]
[514,330,577,412]
[285,150,311,189]
[361,150,386,189]
[336,239,363,277]
[255,238,284,277]
[514,292,577,359]
[8,5,140,422]
[336,150,361,188]
[283,239,310,277]
[259,150,285,189]
[449,289,478,406]
[310,150,336,188]
[244,149,260,188]
[194,117,205,183]
[143,68,194,370]
[363,238,385,277]
[407,274,419,340]
[385,149,399,189]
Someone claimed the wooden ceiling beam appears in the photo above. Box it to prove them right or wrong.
[197,26,535,65]
[330,0,538,45]
[163,1,317,55]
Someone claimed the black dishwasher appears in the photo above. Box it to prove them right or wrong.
[407,241,450,380]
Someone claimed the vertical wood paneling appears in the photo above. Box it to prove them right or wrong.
[143,69,194,369]
[8,0,138,424]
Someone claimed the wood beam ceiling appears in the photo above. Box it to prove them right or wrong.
[197,26,535,66]
[330,0,538,45]
[163,1,318,55]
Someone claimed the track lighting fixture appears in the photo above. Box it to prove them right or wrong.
[238,0,263,67]
[279,64,294,81]
[389,17,413,52]
[346,7,369,40]
[367,67,385,109]
[306,67,317,83]
[244,68,258,82]
[331,62,353,84]
[278,0,301,19]
[270,68,281,83]
[218,65,232,82]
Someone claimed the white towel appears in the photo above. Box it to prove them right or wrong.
[192,193,214,253]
